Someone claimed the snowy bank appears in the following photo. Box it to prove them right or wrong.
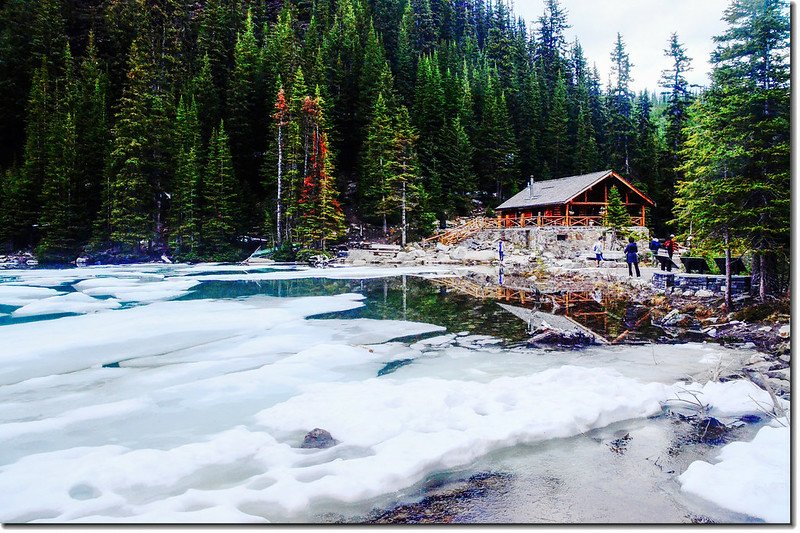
[678,424,789,523]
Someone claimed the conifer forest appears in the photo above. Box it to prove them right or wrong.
[0,0,790,294]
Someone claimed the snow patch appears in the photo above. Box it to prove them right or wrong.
[11,292,121,317]
[678,425,789,522]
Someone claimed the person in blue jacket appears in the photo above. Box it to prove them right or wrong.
[625,236,641,277]
[648,237,660,265]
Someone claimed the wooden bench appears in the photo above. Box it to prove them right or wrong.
[655,255,681,271]
[714,257,746,275]
[680,256,711,274]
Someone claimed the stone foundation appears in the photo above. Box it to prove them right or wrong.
[652,273,751,294]
[472,226,650,261]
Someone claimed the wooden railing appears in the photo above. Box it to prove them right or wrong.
[424,215,645,245]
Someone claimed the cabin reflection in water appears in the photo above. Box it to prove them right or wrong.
[433,277,656,344]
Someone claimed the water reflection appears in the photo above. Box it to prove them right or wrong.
[431,277,661,344]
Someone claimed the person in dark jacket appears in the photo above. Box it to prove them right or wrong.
[625,236,641,277]
[648,237,660,265]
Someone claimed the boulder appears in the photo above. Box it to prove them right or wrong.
[449,247,467,260]
[435,242,451,253]
[779,324,790,338]
[528,328,594,347]
[695,289,714,298]
[463,250,496,263]
[301,428,337,449]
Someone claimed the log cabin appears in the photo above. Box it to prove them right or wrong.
[494,170,654,228]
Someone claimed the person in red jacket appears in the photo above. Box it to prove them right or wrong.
[663,235,677,272]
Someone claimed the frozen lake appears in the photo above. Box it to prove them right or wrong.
[0,264,788,523]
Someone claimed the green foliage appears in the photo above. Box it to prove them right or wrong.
[604,186,630,231]
[201,121,240,258]
[675,0,789,296]
[0,0,787,269]
[269,240,298,262]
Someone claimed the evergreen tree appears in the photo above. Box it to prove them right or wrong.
[16,60,51,249]
[104,31,171,249]
[606,33,635,177]
[387,105,427,243]
[476,71,518,201]
[202,121,240,259]
[227,10,262,195]
[440,116,476,215]
[676,0,789,298]
[543,73,569,176]
[37,44,82,260]
[77,33,109,242]
[191,53,221,145]
[604,185,630,231]
[170,97,202,259]
[360,92,396,232]
[658,33,693,229]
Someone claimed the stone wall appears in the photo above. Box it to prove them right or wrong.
[473,226,650,261]
[652,273,751,295]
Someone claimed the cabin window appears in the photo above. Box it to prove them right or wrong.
[556,234,567,241]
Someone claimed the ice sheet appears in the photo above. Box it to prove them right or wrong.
[678,425,789,522]
[11,292,121,317]
[0,265,786,524]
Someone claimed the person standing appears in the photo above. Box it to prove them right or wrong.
[649,237,661,266]
[625,236,641,277]
[498,240,504,262]
[663,235,676,272]
[592,237,604,267]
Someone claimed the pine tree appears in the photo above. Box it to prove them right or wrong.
[105,32,171,250]
[658,33,693,229]
[604,185,629,231]
[170,97,202,259]
[227,10,262,193]
[676,0,789,298]
[202,121,240,259]
[476,70,518,201]
[606,33,635,177]
[37,43,82,260]
[191,53,220,145]
[387,105,426,244]
[543,72,569,176]
[440,116,476,215]
[360,92,396,233]
[78,33,109,242]
[16,60,51,249]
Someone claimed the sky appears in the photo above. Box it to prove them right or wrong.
[512,0,731,93]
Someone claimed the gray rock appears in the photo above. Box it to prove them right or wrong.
[435,242,451,253]
[695,289,714,298]
[301,428,337,449]
[779,324,790,338]
[463,250,496,263]
[767,368,790,382]
[449,247,467,260]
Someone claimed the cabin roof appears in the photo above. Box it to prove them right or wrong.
[495,170,654,210]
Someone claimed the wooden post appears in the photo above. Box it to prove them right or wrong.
[520,212,525,226]
[565,203,570,226]
[640,205,646,226]
[497,214,501,228]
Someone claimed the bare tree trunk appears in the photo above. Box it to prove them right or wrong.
[401,181,407,247]
[759,253,768,300]
[276,125,283,243]
[724,228,732,311]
